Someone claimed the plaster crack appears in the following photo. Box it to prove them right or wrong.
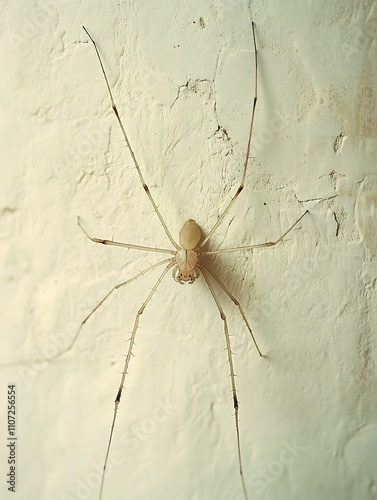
[170,79,214,110]
[295,194,338,203]
[333,211,340,237]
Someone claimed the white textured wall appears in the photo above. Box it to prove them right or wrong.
[1,1,376,499]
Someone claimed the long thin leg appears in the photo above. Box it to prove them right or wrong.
[200,262,262,356]
[48,258,173,361]
[201,267,249,500]
[99,261,174,500]
[200,21,258,249]
[82,26,180,250]
[78,217,176,255]
[201,210,308,256]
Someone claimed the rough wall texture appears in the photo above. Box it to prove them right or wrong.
[0,1,376,499]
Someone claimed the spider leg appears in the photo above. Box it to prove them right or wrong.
[200,22,258,248]
[201,210,308,256]
[99,261,174,500]
[200,262,262,356]
[48,258,173,362]
[201,266,250,500]
[78,217,176,255]
[82,26,180,250]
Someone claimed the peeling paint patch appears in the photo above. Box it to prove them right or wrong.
[329,170,346,189]
[0,207,18,239]
[344,424,377,486]
[333,132,346,153]
[355,175,377,258]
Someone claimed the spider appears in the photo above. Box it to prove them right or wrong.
[53,22,308,500]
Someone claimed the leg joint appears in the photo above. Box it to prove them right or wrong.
[233,396,239,410]
[115,388,122,403]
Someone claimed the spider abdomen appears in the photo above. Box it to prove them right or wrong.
[179,219,201,250]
